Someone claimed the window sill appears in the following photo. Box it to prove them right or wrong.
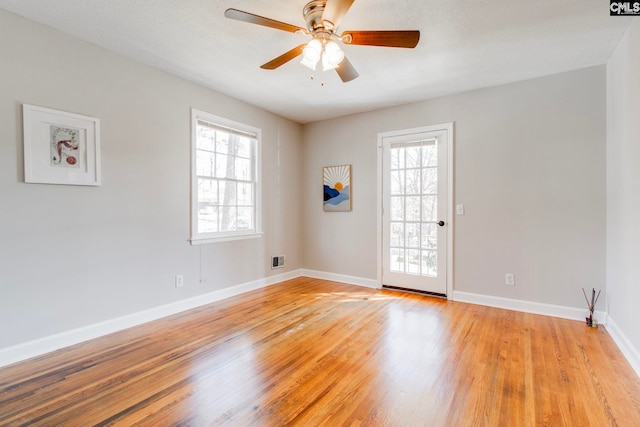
[189,232,263,245]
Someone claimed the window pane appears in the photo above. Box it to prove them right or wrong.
[422,236,437,250]
[405,169,420,195]
[235,157,252,181]
[405,147,420,169]
[422,144,437,167]
[406,196,420,221]
[237,207,253,230]
[198,178,218,205]
[197,131,215,152]
[390,248,404,273]
[407,249,420,274]
[391,148,404,170]
[220,206,237,231]
[238,183,253,206]
[422,168,437,194]
[390,170,404,195]
[421,224,437,249]
[406,223,420,248]
[391,196,404,221]
[422,196,437,222]
[390,222,404,247]
[198,205,218,233]
[422,223,437,237]
[216,133,229,154]
[422,250,437,277]
[219,181,237,206]
[237,137,252,158]
[196,150,215,177]
[215,154,228,178]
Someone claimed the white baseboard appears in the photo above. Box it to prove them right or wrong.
[3,270,629,376]
[452,290,608,324]
[300,269,379,289]
[0,269,303,369]
[605,317,640,378]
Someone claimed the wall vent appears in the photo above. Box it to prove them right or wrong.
[271,255,285,269]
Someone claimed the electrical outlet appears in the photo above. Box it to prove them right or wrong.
[505,274,515,286]
[175,275,184,288]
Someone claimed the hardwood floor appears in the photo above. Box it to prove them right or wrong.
[1,277,640,426]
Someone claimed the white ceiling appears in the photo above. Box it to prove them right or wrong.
[0,0,630,123]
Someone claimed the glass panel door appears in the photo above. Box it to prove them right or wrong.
[382,128,448,294]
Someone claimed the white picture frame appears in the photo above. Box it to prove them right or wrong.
[23,104,101,186]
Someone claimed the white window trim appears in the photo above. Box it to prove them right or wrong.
[190,108,262,245]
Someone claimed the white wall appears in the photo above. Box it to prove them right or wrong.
[303,67,606,310]
[0,9,302,349]
[606,20,640,371]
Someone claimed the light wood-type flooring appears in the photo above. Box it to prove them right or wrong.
[1,277,640,426]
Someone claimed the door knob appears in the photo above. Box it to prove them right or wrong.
[437,220,445,226]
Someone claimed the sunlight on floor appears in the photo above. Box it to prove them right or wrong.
[309,291,403,302]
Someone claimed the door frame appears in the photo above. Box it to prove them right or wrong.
[377,122,454,298]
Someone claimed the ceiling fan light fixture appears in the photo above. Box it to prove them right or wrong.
[225,1,421,83]
[301,38,322,70]
[322,40,344,70]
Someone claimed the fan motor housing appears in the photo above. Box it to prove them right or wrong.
[303,1,328,31]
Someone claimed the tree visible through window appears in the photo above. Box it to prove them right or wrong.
[191,109,261,243]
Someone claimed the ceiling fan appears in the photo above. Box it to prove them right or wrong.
[224,0,420,83]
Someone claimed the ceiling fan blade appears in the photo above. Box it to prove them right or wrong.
[335,56,359,82]
[260,45,306,70]
[342,30,420,48]
[225,8,306,34]
[322,0,355,29]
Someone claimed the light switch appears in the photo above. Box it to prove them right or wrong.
[456,204,465,215]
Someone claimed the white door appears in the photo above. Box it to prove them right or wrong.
[381,126,450,295]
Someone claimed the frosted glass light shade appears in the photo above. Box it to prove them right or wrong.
[301,39,322,70]
[322,40,344,71]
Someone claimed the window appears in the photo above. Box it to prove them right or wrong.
[190,109,261,244]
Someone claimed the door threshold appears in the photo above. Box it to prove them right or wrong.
[382,285,447,299]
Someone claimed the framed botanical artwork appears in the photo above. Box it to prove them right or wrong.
[323,164,351,212]
[23,104,101,186]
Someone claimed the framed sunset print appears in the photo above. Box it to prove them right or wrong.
[323,164,351,212]
[23,104,101,186]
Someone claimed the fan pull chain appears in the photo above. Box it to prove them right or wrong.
[308,70,325,87]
